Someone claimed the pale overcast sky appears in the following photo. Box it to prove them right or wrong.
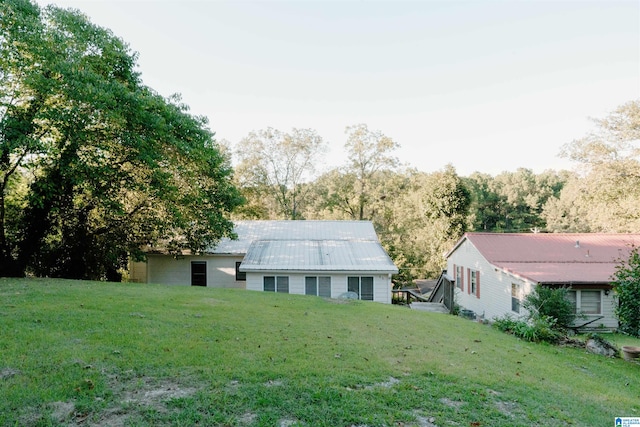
[36,0,639,176]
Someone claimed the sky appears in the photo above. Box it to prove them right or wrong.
[36,0,640,176]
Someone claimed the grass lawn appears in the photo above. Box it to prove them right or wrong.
[1,278,639,426]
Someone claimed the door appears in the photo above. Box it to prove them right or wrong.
[191,261,207,286]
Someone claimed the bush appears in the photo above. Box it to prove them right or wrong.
[522,286,576,330]
[492,314,520,333]
[612,245,640,337]
[492,314,562,343]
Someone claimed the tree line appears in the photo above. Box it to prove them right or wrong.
[232,101,640,286]
[2,1,639,284]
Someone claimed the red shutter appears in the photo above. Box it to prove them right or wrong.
[467,269,471,294]
[476,271,480,298]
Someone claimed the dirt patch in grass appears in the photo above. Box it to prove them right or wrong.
[0,367,21,379]
[495,400,518,417]
[119,376,196,405]
[438,397,465,409]
[237,411,257,425]
[412,411,438,427]
[51,372,202,426]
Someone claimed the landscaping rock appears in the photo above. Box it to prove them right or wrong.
[585,336,619,358]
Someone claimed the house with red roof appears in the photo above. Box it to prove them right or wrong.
[445,233,640,330]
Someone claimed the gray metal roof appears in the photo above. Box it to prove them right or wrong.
[210,220,379,254]
[210,220,398,273]
[241,239,398,272]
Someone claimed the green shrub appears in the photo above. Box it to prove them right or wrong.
[492,313,520,333]
[492,314,561,343]
[612,246,640,337]
[522,286,576,330]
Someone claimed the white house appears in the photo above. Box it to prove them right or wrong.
[129,220,398,303]
[444,232,640,330]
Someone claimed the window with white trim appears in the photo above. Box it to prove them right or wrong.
[305,276,331,297]
[567,290,602,315]
[347,276,374,301]
[511,283,521,313]
[470,270,477,295]
[264,276,289,293]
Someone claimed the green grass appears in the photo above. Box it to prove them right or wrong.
[1,278,639,426]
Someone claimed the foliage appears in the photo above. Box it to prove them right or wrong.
[234,127,326,219]
[382,165,470,284]
[522,285,576,330]
[2,278,639,426]
[612,245,640,337]
[465,168,569,232]
[344,123,400,220]
[546,100,640,232]
[303,165,470,285]
[0,0,241,279]
[494,286,575,343]
[492,313,562,343]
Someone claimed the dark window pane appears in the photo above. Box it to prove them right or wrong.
[276,276,289,293]
[348,277,359,295]
[264,276,275,292]
[235,262,246,281]
[305,277,317,295]
[319,277,331,298]
[361,277,374,300]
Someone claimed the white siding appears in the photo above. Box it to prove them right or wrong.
[448,238,619,328]
[601,294,618,329]
[144,254,246,288]
[448,239,534,321]
[246,272,392,303]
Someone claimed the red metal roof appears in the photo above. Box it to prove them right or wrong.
[461,233,640,284]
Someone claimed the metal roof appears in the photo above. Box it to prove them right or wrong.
[240,239,397,272]
[210,220,398,273]
[454,233,640,284]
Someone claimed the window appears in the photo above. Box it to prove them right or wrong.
[235,262,246,281]
[511,283,521,313]
[455,265,464,290]
[264,276,289,293]
[348,276,374,301]
[191,261,207,287]
[567,290,602,315]
[305,276,331,297]
[470,270,477,295]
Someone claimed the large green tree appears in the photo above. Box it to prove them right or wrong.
[545,100,640,232]
[234,128,326,220]
[0,0,241,279]
[384,166,471,285]
[320,124,399,220]
[465,169,568,233]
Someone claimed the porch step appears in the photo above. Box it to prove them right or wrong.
[410,302,449,313]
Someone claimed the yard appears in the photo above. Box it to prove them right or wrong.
[1,278,638,426]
